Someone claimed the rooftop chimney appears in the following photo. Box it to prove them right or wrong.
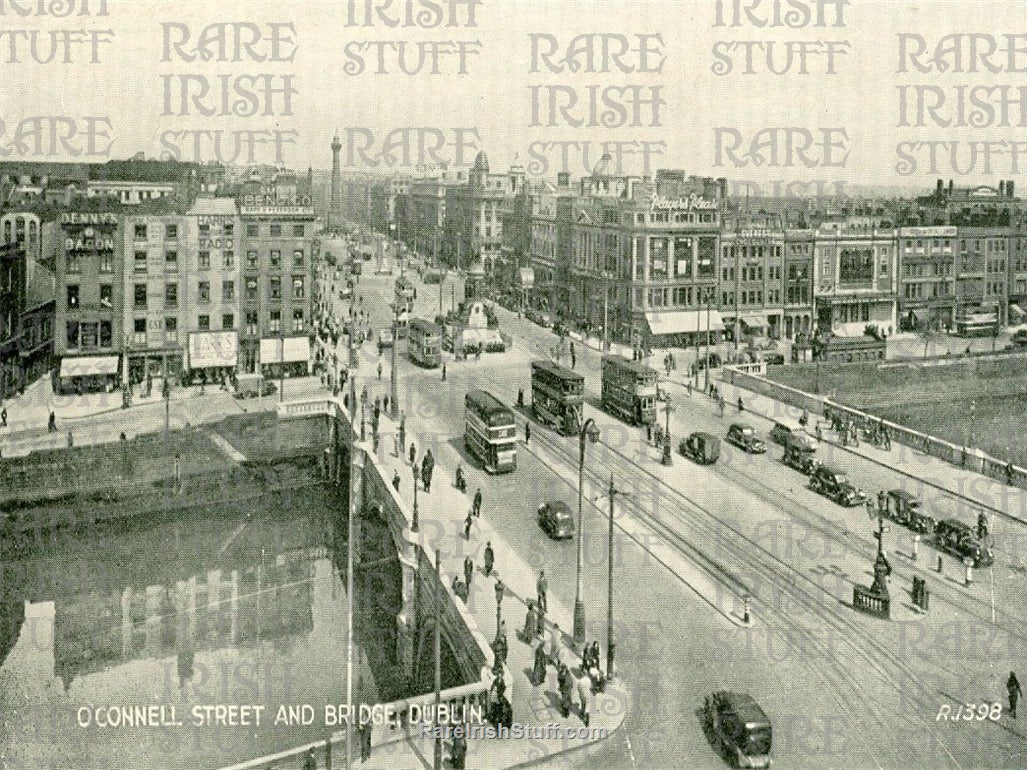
[948,179,954,195]
[1000,180,1005,196]
[557,172,570,188]
[1007,180,1015,199]
[936,179,944,194]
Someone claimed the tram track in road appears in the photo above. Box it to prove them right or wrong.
[527,422,981,767]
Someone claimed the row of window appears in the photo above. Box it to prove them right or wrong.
[904,283,952,299]
[66,310,307,350]
[719,265,784,282]
[132,222,306,240]
[67,247,306,274]
[66,277,305,310]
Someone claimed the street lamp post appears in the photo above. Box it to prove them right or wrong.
[278,332,285,403]
[604,473,630,681]
[332,352,339,397]
[574,418,601,645]
[163,376,171,437]
[411,462,420,532]
[494,580,504,640]
[660,391,674,466]
[360,388,367,442]
[391,304,400,419]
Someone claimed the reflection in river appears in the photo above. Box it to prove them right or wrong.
[0,478,400,770]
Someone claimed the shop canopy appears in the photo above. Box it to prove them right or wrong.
[740,314,768,328]
[646,310,725,336]
[260,336,311,364]
[59,355,119,378]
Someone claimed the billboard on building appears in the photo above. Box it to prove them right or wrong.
[259,336,311,364]
[188,331,238,369]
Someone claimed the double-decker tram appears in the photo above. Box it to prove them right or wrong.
[530,359,584,435]
[395,275,415,313]
[465,390,517,473]
[601,355,658,425]
[408,318,442,368]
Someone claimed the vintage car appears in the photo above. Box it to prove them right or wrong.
[882,489,936,534]
[782,439,820,475]
[727,423,767,454]
[537,501,575,540]
[703,691,773,769]
[934,518,994,567]
[378,329,394,348]
[809,465,866,507]
[769,421,815,448]
[680,432,721,465]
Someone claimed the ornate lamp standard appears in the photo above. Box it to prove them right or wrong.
[360,387,367,442]
[659,391,674,466]
[411,461,420,532]
[574,418,601,645]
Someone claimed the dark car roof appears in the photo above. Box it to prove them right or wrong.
[888,489,920,503]
[730,423,755,432]
[545,501,572,514]
[713,692,770,727]
[938,518,973,533]
[691,431,718,441]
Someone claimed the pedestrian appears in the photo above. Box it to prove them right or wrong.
[377,361,382,380]
[303,748,317,770]
[48,410,56,433]
[472,488,483,518]
[525,422,531,445]
[1009,671,1022,718]
[383,394,389,414]
[977,512,989,540]
[548,623,560,664]
[532,636,548,685]
[570,341,576,369]
[577,674,590,727]
[409,442,416,466]
[360,721,373,761]
[536,570,548,613]
[464,512,473,540]
[815,422,823,442]
[686,381,692,397]
[442,362,447,381]
[67,430,73,448]
[392,469,401,492]
[399,417,406,453]
[517,388,524,408]
[523,601,538,642]
[558,663,572,717]
[464,556,473,588]
[877,489,886,515]
[484,541,494,576]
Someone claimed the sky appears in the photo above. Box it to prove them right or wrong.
[1,0,1024,188]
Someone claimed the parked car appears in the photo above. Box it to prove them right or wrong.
[882,489,936,534]
[680,431,720,465]
[234,374,276,399]
[702,691,773,769]
[769,421,817,449]
[378,329,394,348]
[727,423,767,454]
[934,518,994,567]
[763,352,786,365]
[782,439,820,475]
[809,465,866,507]
[537,501,575,539]
[1011,328,1027,347]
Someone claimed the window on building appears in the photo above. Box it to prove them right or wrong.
[293,309,304,332]
[293,224,304,237]
[270,250,281,268]
[67,285,79,310]
[199,251,210,269]
[99,284,113,308]
[246,311,258,336]
[246,250,258,269]
[134,251,147,272]
[224,222,234,235]
[134,318,146,344]
[134,224,147,240]
[165,250,178,271]
[247,224,258,237]
[269,309,281,333]
[223,251,234,268]
[134,284,147,309]
[99,320,111,347]
[79,322,97,349]
[292,276,305,298]
[270,223,282,236]
[270,277,281,299]
[199,223,210,236]
[165,317,177,342]
[293,249,304,266]
[100,253,113,273]
[198,314,210,331]
[166,224,178,239]
[246,277,258,301]
[223,280,235,301]
[165,283,177,308]
[222,313,235,330]
[199,281,210,302]
[66,320,79,347]
[66,253,80,273]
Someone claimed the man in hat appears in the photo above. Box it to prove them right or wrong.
[1008,671,1022,718]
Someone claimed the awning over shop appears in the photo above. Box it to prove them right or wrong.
[645,310,725,336]
[260,336,311,364]
[906,307,929,322]
[1010,303,1025,321]
[740,314,768,328]
[60,355,120,378]
[517,268,535,287]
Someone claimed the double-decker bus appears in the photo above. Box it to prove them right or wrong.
[531,360,584,435]
[601,356,658,425]
[408,318,442,368]
[395,275,415,313]
[465,390,517,473]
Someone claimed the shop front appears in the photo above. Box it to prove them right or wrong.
[645,309,725,348]
[260,336,311,379]
[56,354,121,395]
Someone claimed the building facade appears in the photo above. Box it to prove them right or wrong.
[896,226,956,331]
